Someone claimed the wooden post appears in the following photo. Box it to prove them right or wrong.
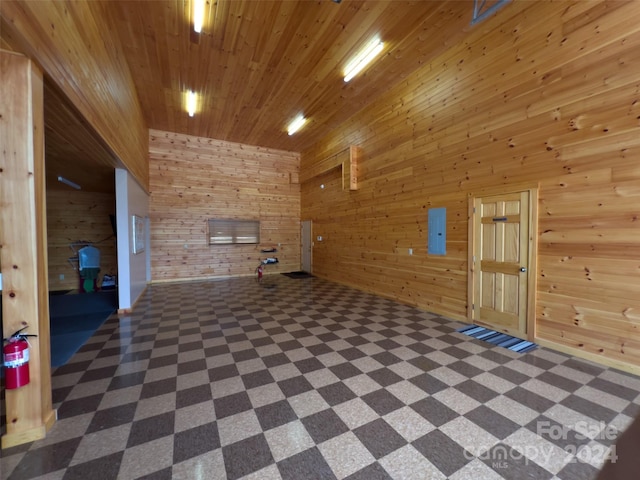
[340,146,362,191]
[349,146,361,191]
[1,50,56,449]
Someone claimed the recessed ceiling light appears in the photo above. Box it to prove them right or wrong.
[287,114,307,136]
[344,37,384,82]
[193,0,205,33]
[186,91,197,117]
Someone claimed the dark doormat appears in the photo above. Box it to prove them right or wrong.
[50,309,115,367]
[49,290,117,317]
[282,271,313,279]
[50,289,72,296]
[49,290,119,366]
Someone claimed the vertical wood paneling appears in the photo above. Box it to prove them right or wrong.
[149,130,300,281]
[46,190,117,292]
[0,1,149,189]
[301,1,640,370]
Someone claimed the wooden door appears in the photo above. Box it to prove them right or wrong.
[471,191,533,338]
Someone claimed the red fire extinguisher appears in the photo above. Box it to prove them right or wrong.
[257,264,264,281]
[3,327,34,390]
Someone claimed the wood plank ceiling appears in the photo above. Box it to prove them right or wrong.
[4,0,486,192]
[44,80,124,194]
[1,16,122,194]
[106,0,473,153]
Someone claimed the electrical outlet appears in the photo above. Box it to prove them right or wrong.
[408,248,413,255]
[59,274,65,280]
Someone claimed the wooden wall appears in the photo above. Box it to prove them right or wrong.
[0,1,149,189]
[301,1,640,370]
[1,51,55,448]
[149,130,300,281]
[47,190,117,292]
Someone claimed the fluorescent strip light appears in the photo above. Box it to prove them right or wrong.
[57,176,81,190]
[287,114,306,136]
[193,0,205,33]
[344,37,384,82]
[186,90,197,117]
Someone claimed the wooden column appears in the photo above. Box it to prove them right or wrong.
[339,146,362,191]
[1,50,56,449]
[348,146,361,191]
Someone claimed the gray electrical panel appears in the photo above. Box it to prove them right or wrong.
[428,207,446,255]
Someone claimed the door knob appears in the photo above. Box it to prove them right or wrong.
[520,267,527,273]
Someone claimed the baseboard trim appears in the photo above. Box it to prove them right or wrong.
[117,285,148,315]
[150,273,258,285]
[535,337,640,376]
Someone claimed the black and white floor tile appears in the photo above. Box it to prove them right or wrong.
[2,276,638,480]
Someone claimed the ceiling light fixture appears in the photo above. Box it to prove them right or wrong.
[193,0,205,33]
[287,114,307,136]
[186,90,197,117]
[57,176,81,190]
[344,37,384,82]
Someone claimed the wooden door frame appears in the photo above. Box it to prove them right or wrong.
[467,185,539,341]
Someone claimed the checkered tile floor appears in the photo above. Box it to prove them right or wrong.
[2,276,640,479]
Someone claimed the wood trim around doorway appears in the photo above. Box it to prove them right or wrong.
[467,186,539,342]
